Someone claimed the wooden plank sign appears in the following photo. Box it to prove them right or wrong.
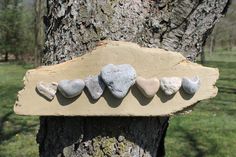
[14,41,219,116]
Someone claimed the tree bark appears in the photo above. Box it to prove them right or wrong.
[37,0,230,156]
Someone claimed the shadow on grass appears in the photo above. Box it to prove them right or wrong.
[0,84,38,144]
[218,86,236,94]
[181,129,206,157]
[170,124,219,157]
[0,112,13,134]
[0,110,38,144]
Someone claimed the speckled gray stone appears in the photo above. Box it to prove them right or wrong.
[58,79,85,98]
[182,76,200,95]
[160,77,182,95]
[100,64,137,98]
[85,75,105,100]
[36,81,58,100]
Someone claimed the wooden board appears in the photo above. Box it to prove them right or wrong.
[14,41,219,116]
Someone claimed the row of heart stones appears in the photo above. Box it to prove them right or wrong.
[36,64,200,101]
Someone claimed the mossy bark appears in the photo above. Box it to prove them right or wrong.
[37,0,230,156]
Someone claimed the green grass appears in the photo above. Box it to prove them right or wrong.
[204,48,236,62]
[166,50,236,157]
[0,49,235,157]
[0,63,39,157]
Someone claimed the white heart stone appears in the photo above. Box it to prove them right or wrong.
[136,76,160,98]
[36,81,58,100]
[160,77,182,95]
[100,64,136,98]
[85,75,106,100]
[58,79,85,98]
[182,76,200,95]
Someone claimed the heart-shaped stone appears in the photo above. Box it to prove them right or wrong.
[160,77,182,95]
[85,75,106,100]
[136,76,160,98]
[58,79,85,98]
[100,64,136,98]
[182,76,200,95]
[36,81,58,100]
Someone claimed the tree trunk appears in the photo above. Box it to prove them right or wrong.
[209,29,216,55]
[37,0,230,156]
[228,33,233,51]
[4,52,8,62]
[34,0,45,66]
[15,53,19,61]
[201,49,206,64]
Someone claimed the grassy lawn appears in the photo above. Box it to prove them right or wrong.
[0,63,39,157]
[0,49,235,157]
[166,50,236,157]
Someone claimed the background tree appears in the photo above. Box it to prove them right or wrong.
[34,0,45,66]
[37,0,230,157]
[0,0,34,62]
[205,0,236,53]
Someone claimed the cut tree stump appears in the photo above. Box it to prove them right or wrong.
[14,41,219,116]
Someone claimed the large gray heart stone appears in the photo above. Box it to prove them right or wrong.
[100,64,136,98]
[58,79,85,98]
[85,75,106,100]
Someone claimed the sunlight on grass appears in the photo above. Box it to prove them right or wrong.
[166,50,236,157]
[0,63,39,157]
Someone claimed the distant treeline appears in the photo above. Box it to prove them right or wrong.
[205,2,236,53]
[0,0,35,62]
